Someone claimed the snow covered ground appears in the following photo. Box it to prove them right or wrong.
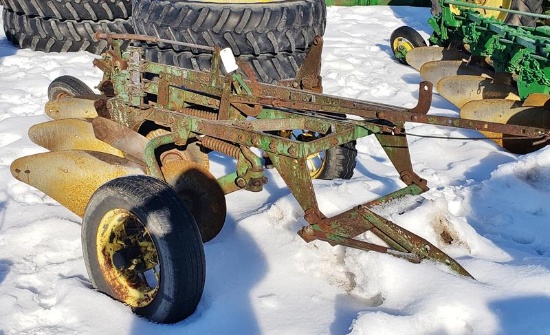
[1,4,550,335]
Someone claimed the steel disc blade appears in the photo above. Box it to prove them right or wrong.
[420,60,494,86]
[437,75,520,108]
[405,46,467,71]
[10,150,145,217]
[45,97,98,120]
[460,99,550,154]
[28,118,124,157]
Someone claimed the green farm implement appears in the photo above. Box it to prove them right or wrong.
[10,33,550,323]
[391,0,550,153]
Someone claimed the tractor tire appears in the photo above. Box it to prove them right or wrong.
[142,44,307,83]
[317,141,357,180]
[2,8,134,54]
[390,26,427,65]
[131,0,326,56]
[2,0,132,21]
[48,75,95,100]
[505,0,543,26]
[82,175,205,324]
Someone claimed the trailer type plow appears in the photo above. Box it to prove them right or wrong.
[10,33,550,323]
[391,0,550,154]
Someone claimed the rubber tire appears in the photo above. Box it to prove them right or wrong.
[132,0,326,56]
[390,26,427,65]
[48,75,95,100]
[142,44,307,83]
[2,0,132,21]
[82,175,205,324]
[505,0,543,26]
[318,141,357,180]
[2,9,134,54]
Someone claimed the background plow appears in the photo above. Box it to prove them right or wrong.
[391,0,550,153]
[9,33,550,323]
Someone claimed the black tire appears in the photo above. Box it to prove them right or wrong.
[142,44,307,83]
[2,0,132,21]
[505,0,543,26]
[318,141,357,180]
[2,8,134,54]
[390,26,427,65]
[132,0,326,56]
[48,75,95,100]
[82,175,205,324]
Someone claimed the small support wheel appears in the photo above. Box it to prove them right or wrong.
[82,175,205,324]
[47,75,95,100]
[390,26,427,65]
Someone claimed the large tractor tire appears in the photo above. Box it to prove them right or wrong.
[141,44,308,83]
[2,8,134,54]
[505,0,543,26]
[2,0,132,21]
[132,0,326,56]
[82,175,205,324]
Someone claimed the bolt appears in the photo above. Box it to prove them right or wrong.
[236,178,246,188]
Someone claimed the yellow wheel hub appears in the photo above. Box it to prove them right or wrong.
[392,37,415,56]
[96,209,160,307]
[281,130,327,179]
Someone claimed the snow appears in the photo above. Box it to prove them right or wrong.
[1,4,550,335]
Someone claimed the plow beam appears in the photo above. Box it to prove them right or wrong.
[406,46,467,71]
[10,150,145,217]
[460,99,550,154]
[437,75,520,108]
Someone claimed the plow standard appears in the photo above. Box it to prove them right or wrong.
[10,33,550,323]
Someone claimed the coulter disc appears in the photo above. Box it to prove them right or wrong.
[460,99,550,154]
[420,60,494,87]
[405,46,467,72]
[437,75,520,108]
[161,160,226,242]
[10,150,145,217]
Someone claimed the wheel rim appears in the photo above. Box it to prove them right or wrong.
[392,37,415,63]
[96,208,160,307]
[51,89,72,100]
[306,151,326,179]
[293,131,327,179]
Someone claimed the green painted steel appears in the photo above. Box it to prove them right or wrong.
[427,0,550,99]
